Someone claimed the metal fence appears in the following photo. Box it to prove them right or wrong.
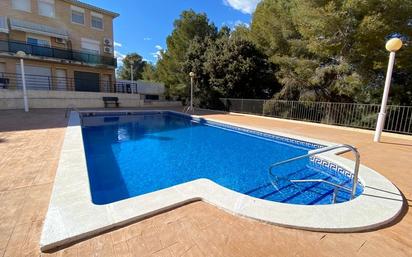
[0,72,145,94]
[0,39,116,67]
[220,98,412,135]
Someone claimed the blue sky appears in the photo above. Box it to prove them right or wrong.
[80,0,261,66]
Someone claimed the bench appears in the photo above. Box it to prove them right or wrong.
[102,97,119,108]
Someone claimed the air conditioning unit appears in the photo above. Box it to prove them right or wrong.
[55,38,65,44]
[103,38,112,46]
[104,46,113,54]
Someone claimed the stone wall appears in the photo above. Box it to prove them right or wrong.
[0,89,181,109]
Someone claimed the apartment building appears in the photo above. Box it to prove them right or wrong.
[0,0,119,92]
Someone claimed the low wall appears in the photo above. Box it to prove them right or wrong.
[0,89,181,109]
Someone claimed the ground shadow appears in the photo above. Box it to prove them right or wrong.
[0,109,69,132]
[0,107,228,132]
[380,141,412,147]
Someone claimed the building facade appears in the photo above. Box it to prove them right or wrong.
[0,0,119,92]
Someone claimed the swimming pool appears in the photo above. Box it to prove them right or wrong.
[82,111,363,205]
[40,110,403,250]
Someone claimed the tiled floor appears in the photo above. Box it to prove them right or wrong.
[0,108,411,257]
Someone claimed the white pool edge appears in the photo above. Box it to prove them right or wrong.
[40,110,404,251]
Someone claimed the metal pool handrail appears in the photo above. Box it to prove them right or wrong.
[183,105,194,113]
[268,144,360,200]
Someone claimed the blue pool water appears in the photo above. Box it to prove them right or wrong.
[81,112,363,205]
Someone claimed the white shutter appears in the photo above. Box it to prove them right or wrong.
[81,38,100,54]
[16,64,51,90]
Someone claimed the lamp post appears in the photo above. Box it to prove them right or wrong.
[189,72,195,113]
[130,63,134,93]
[130,63,134,82]
[16,51,29,112]
[374,38,403,142]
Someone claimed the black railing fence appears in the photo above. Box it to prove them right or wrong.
[220,98,412,135]
[0,39,116,67]
[0,72,141,94]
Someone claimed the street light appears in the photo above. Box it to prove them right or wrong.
[130,63,134,93]
[16,51,29,112]
[130,63,134,82]
[189,72,195,113]
[373,38,403,142]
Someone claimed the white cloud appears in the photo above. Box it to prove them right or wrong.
[150,45,163,61]
[114,50,126,66]
[234,20,250,28]
[151,50,162,60]
[144,37,152,41]
[223,0,261,14]
[114,41,122,47]
[222,20,250,29]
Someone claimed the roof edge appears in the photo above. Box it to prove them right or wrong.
[62,0,119,18]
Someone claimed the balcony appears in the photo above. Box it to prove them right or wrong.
[0,39,117,67]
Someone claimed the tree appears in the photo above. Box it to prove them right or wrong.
[182,36,216,106]
[117,53,147,80]
[250,0,412,104]
[156,10,218,99]
[141,63,159,82]
[231,24,252,41]
[182,30,279,108]
[205,36,278,99]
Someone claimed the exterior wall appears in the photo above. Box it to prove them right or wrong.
[0,89,143,109]
[116,79,166,95]
[0,89,182,109]
[0,57,115,91]
[0,0,117,90]
[0,0,115,56]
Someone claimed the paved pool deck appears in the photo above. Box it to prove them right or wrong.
[0,108,411,257]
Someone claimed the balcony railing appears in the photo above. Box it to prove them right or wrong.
[0,39,116,67]
[0,72,153,96]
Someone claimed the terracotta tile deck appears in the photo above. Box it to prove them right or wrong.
[0,108,411,257]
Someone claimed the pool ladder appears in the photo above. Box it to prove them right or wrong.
[183,105,194,113]
[268,144,360,204]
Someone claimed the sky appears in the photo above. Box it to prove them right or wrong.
[80,0,261,66]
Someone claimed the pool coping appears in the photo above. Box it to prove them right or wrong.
[40,110,404,251]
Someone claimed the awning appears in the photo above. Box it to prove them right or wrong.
[0,16,8,34]
[10,18,69,39]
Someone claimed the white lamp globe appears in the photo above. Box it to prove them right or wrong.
[385,38,403,52]
[16,51,26,57]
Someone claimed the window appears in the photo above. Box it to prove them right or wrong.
[91,12,103,30]
[38,0,55,17]
[0,16,8,33]
[71,6,85,25]
[0,63,6,75]
[12,0,31,12]
[81,38,100,54]
[27,37,50,47]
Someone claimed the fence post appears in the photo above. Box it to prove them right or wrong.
[241,98,244,113]
[262,100,265,116]
[326,102,332,124]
